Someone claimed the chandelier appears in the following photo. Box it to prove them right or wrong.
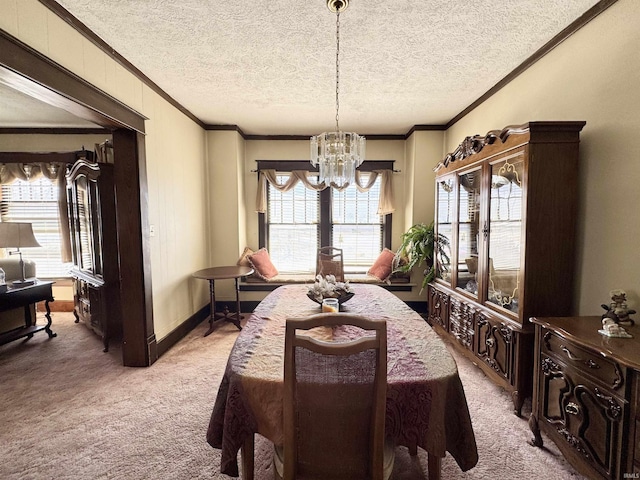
[310,0,365,189]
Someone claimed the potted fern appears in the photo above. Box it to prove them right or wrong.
[393,222,450,293]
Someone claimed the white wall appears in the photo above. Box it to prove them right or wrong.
[1,0,210,341]
[444,0,640,314]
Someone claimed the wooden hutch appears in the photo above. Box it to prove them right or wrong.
[529,316,640,479]
[427,121,585,415]
[66,157,122,352]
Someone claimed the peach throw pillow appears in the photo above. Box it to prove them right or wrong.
[367,248,396,281]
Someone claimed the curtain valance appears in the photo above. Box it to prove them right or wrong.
[0,162,72,263]
[256,169,394,215]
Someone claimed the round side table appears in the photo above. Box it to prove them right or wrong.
[193,266,254,336]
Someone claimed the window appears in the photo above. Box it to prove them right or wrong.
[332,176,383,272]
[1,177,70,278]
[267,175,319,273]
[262,166,391,274]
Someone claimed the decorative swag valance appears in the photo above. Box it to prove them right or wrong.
[256,169,394,215]
[0,161,76,263]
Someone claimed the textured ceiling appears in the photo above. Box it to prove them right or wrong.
[9,0,602,134]
[0,82,99,128]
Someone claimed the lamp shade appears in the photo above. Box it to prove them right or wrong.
[0,222,41,248]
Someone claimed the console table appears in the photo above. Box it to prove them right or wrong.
[529,316,640,479]
[0,280,56,346]
[193,266,254,336]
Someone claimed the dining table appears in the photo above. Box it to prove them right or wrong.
[207,283,478,480]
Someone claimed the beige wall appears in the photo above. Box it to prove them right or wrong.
[1,0,210,341]
[145,88,208,340]
[444,0,640,314]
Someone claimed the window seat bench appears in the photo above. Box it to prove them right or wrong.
[240,273,414,292]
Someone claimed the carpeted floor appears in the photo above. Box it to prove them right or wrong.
[0,312,585,479]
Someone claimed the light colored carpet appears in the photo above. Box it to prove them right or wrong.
[0,312,585,479]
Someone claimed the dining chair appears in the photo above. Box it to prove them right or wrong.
[316,246,344,282]
[274,313,394,480]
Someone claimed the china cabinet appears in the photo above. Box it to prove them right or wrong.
[427,121,585,415]
[67,158,122,352]
[529,316,640,479]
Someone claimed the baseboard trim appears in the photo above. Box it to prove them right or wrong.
[156,305,209,358]
[36,300,74,312]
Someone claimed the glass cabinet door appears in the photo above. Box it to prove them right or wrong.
[487,154,524,313]
[75,176,94,273]
[457,169,481,296]
[435,177,454,283]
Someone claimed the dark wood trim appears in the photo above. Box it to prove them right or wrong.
[156,305,209,357]
[206,124,247,136]
[255,160,395,172]
[38,0,203,130]
[320,188,331,247]
[0,127,109,135]
[112,129,156,367]
[0,30,146,133]
[258,212,266,248]
[446,0,618,128]
[383,214,392,249]
[405,125,447,138]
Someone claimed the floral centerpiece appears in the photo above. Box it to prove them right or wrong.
[306,274,354,305]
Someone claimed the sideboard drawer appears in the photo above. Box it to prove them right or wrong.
[541,328,625,393]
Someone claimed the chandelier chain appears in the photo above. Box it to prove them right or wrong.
[335,11,340,132]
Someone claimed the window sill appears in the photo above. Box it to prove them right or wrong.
[240,274,414,292]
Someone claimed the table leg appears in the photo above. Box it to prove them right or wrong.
[232,277,243,331]
[427,453,441,480]
[241,434,255,480]
[44,299,57,339]
[204,279,217,337]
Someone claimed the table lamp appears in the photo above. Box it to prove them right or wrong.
[0,222,41,287]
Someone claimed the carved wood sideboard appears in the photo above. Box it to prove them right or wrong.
[529,316,640,479]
